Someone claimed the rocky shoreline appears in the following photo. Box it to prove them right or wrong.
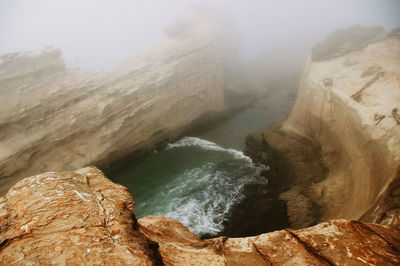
[244,123,327,231]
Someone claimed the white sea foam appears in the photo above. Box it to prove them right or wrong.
[166,136,252,162]
[144,137,269,236]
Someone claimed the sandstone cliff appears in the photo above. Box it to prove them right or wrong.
[0,21,225,196]
[247,26,400,229]
[1,167,399,265]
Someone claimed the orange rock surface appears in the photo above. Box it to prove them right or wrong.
[0,167,153,265]
[1,167,399,265]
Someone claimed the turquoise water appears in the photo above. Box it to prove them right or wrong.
[110,102,292,237]
[111,137,268,236]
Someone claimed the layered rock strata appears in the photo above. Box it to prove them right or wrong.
[247,26,400,228]
[1,167,400,265]
[0,167,153,265]
[0,21,225,196]
[139,216,400,265]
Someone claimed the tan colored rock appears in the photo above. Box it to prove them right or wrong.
[0,46,65,80]
[138,216,225,265]
[0,19,225,196]
[287,29,400,224]
[0,167,153,265]
[1,167,400,265]
[252,27,400,227]
[138,215,400,265]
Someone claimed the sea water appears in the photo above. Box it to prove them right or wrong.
[111,136,268,236]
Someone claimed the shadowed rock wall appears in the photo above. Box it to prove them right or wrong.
[282,27,400,225]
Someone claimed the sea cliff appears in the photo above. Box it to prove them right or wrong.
[247,26,400,228]
[0,21,225,196]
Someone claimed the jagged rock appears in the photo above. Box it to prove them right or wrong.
[0,20,225,196]
[1,167,400,265]
[245,128,326,229]
[139,216,400,265]
[0,167,153,265]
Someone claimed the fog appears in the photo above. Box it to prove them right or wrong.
[0,0,399,69]
[1,0,400,246]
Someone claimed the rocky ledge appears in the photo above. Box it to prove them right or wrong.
[1,167,399,265]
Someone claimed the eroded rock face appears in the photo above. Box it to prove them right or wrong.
[285,28,400,225]
[1,167,399,265]
[0,20,225,196]
[0,167,153,265]
[139,216,400,265]
[250,27,400,228]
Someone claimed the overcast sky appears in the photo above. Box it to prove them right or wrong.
[1,0,399,69]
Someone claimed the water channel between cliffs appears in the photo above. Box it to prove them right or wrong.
[109,91,293,238]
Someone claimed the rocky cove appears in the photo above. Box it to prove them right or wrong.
[1,17,400,266]
[106,105,292,238]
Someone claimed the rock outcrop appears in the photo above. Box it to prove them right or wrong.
[139,216,400,265]
[0,167,153,265]
[0,20,225,196]
[1,167,400,265]
[247,26,400,229]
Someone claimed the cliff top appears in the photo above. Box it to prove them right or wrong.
[0,46,65,80]
[312,25,386,61]
[1,167,399,265]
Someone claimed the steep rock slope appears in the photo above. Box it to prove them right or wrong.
[283,27,400,224]
[1,167,399,265]
[247,27,400,228]
[0,21,225,195]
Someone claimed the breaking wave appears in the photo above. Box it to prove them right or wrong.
[115,137,269,237]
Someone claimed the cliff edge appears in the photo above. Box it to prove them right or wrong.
[247,26,400,229]
[1,167,399,265]
[0,20,225,196]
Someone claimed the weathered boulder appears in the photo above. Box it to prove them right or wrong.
[0,20,225,196]
[0,167,153,265]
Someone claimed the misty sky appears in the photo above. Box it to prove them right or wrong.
[1,0,399,69]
